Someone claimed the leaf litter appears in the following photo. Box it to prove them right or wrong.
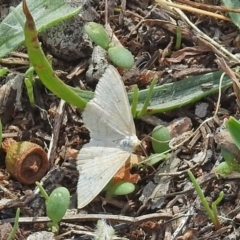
[1,0,240,239]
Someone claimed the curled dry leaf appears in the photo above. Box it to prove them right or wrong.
[113,154,145,184]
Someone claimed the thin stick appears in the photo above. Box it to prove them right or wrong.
[156,0,230,21]
[175,0,240,13]
[0,212,172,225]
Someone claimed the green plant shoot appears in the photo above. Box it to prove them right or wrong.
[146,153,171,166]
[131,85,139,118]
[24,78,35,106]
[175,26,182,50]
[36,182,70,234]
[36,182,49,201]
[226,116,240,150]
[215,148,240,176]
[46,187,70,223]
[151,125,171,153]
[188,170,223,230]
[21,0,87,109]
[24,67,35,106]
[107,45,134,69]
[105,180,135,198]
[84,22,134,69]
[136,77,158,118]
[7,208,20,240]
[0,67,8,76]
[84,22,110,49]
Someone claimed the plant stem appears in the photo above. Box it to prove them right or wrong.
[22,0,87,109]
[187,170,221,229]
[137,77,157,117]
[131,84,139,118]
[36,181,49,201]
[211,191,224,229]
[7,208,20,240]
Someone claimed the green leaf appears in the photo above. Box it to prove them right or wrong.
[221,148,236,164]
[0,0,81,58]
[24,77,35,106]
[215,161,233,175]
[187,170,221,229]
[84,22,110,50]
[72,70,232,115]
[108,45,134,69]
[0,67,8,76]
[146,153,170,166]
[46,187,70,224]
[222,0,240,29]
[7,208,20,240]
[131,84,139,118]
[216,147,240,175]
[219,148,240,173]
[226,116,240,150]
[106,181,135,197]
[136,77,157,117]
[151,125,171,153]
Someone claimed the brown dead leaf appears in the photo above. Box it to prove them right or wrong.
[176,229,198,240]
[113,154,146,184]
[167,46,210,63]
[138,69,162,86]
[113,164,140,184]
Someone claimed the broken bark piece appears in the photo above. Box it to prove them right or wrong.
[0,73,23,124]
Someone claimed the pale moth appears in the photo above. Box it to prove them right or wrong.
[77,65,140,208]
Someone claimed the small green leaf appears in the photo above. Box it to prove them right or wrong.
[24,78,35,106]
[146,153,170,166]
[84,22,110,49]
[221,148,235,164]
[108,46,134,69]
[107,181,135,197]
[215,161,233,176]
[151,125,171,153]
[226,116,240,150]
[0,67,8,76]
[216,148,240,175]
[46,187,70,224]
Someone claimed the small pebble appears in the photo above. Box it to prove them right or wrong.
[195,102,209,118]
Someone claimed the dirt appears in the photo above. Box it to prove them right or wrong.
[1,0,240,239]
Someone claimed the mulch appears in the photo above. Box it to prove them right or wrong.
[1,0,240,239]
